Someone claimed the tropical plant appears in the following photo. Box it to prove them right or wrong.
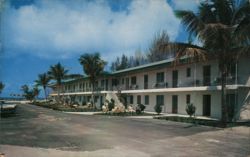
[47,63,68,102]
[0,81,4,94]
[35,73,50,101]
[106,99,115,111]
[135,103,146,114]
[186,103,196,117]
[33,87,40,99]
[21,85,39,102]
[79,53,106,107]
[161,0,250,125]
[154,104,162,115]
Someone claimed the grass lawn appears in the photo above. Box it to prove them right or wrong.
[94,112,157,116]
[154,116,250,128]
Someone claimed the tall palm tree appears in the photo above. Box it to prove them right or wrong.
[33,86,40,100]
[0,81,4,94]
[48,63,69,102]
[35,73,50,101]
[79,53,106,107]
[161,0,250,125]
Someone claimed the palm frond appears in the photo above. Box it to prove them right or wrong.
[231,45,250,60]
[175,10,205,37]
[233,15,250,44]
[160,42,207,65]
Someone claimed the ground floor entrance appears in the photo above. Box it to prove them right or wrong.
[203,95,211,116]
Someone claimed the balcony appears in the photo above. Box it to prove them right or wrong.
[49,75,247,95]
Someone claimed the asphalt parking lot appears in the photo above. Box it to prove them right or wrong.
[0,104,249,157]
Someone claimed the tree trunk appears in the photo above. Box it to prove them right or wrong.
[221,68,228,127]
[43,86,47,102]
[91,82,95,109]
[57,84,61,103]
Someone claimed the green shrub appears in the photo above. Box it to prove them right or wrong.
[135,103,146,114]
[107,99,115,111]
[135,104,146,114]
[185,103,196,117]
[154,104,162,115]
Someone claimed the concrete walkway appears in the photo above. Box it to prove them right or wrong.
[64,111,102,115]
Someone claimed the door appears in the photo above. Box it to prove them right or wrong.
[226,94,236,121]
[172,70,178,88]
[100,96,103,108]
[137,95,141,104]
[203,95,211,116]
[105,79,109,90]
[125,78,129,90]
[203,65,211,86]
[144,75,148,89]
[172,95,178,113]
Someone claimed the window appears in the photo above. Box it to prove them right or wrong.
[156,72,164,83]
[186,94,190,104]
[130,95,134,104]
[186,68,191,77]
[131,76,137,85]
[122,78,125,84]
[137,95,141,104]
[145,95,149,105]
[156,95,164,106]
[144,75,148,89]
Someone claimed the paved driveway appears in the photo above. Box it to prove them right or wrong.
[0,104,249,157]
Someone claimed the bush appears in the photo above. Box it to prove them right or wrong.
[154,104,162,115]
[135,103,146,114]
[82,101,87,106]
[107,99,115,111]
[185,103,196,117]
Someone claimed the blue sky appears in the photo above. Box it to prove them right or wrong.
[0,0,199,97]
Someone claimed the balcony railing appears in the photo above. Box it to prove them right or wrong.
[50,75,247,94]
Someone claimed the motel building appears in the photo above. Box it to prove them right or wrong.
[50,57,250,121]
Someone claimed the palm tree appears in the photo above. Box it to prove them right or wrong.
[161,0,250,125]
[79,53,106,107]
[47,63,69,102]
[0,81,4,94]
[35,73,50,101]
[33,87,40,100]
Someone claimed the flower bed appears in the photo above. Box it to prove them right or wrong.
[33,101,101,112]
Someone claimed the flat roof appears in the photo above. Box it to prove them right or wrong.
[112,57,175,75]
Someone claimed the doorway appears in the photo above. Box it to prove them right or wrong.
[203,95,211,116]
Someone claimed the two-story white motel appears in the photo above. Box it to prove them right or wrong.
[50,57,250,120]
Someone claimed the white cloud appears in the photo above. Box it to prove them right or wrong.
[2,0,180,59]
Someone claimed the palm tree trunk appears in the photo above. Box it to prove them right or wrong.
[43,86,47,102]
[91,82,95,108]
[57,84,61,103]
[221,68,228,127]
